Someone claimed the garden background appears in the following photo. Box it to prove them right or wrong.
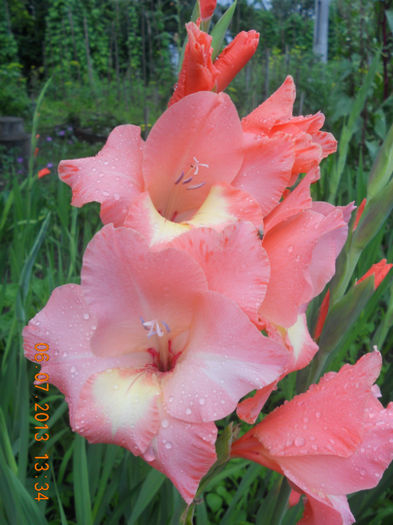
[1,0,393,524]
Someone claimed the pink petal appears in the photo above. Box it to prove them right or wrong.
[162,291,289,423]
[236,383,277,424]
[237,312,318,424]
[256,352,383,460]
[312,131,338,158]
[144,92,243,221]
[169,23,216,106]
[124,192,192,246]
[286,313,319,371]
[214,31,259,92]
[272,113,325,135]
[143,416,217,503]
[74,368,161,455]
[124,184,264,246]
[169,222,270,322]
[278,398,393,496]
[232,133,295,216]
[23,284,149,416]
[260,207,349,327]
[242,76,295,133]
[188,183,264,230]
[58,125,144,226]
[299,494,355,525]
[264,168,319,233]
[81,225,208,357]
[290,132,322,183]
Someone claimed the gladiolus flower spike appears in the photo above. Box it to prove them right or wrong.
[22,20,393,516]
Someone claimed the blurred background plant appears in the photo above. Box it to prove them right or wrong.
[1,0,393,524]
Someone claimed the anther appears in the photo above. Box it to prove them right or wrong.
[174,171,184,184]
[186,182,206,190]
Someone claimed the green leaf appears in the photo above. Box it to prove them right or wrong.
[318,277,375,366]
[386,10,393,35]
[353,177,393,252]
[211,1,237,61]
[15,212,51,323]
[127,468,166,525]
[0,447,48,525]
[368,121,393,199]
[73,435,92,525]
[329,55,379,201]
[220,463,262,525]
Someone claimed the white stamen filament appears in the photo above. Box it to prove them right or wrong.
[141,318,170,338]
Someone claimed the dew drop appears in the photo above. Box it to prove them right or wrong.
[185,408,192,415]
[83,313,90,320]
[294,436,305,447]
[288,245,294,253]
[165,441,172,449]
[199,398,206,406]
[161,419,169,428]
[168,396,174,403]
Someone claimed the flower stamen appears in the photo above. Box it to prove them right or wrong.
[141,318,171,338]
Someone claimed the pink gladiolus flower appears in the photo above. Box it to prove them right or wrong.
[167,221,271,324]
[199,0,216,20]
[59,86,336,251]
[23,225,288,502]
[232,351,393,525]
[169,23,259,106]
[237,171,354,423]
[234,77,337,216]
[59,91,265,241]
[357,258,392,290]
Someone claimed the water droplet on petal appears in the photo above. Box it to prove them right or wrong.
[185,408,192,415]
[294,436,305,447]
[161,419,169,428]
[83,313,89,320]
[165,441,172,449]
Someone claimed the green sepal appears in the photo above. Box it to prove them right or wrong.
[211,1,237,61]
[319,277,375,357]
[353,176,393,251]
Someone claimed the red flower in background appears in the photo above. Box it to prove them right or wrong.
[38,167,51,179]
